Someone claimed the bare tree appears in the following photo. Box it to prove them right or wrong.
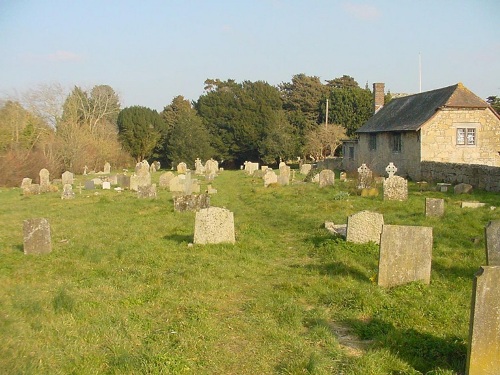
[303,123,347,160]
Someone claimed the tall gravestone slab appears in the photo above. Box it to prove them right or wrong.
[61,171,74,185]
[485,221,500,266]
[159,172,175,188]
[383,176,408,201]
[466,266,500,374]
[346,210,384,244]
[425,198,445,217]
[319,169,335,188]
[23,218,52,255]
[194,207,235,245]
[39,168,50,193]
[103,162,111,174]
[378,225,433,287]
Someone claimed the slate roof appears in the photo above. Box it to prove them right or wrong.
[356,83,489,133]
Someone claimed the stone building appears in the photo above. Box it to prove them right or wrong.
[342,83,500,181]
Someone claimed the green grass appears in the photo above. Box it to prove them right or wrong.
[1,170,499,374]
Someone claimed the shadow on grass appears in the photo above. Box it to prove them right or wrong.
[163,234,193,243]
[14,244,24,253]
[344,317,467,373]
[432,260,478,280]
[304,262,368,282]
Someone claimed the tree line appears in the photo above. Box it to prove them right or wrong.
[0,74,389,186]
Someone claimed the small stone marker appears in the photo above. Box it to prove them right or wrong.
[462,202,486,209]
[454,183,473,194]
[339,172,347,182]
[103,162,111,174]
[378,224,433,287]
[23,218,52,255]
[102,181,111,190]
[319,169,335,188]
[173,194,210,212]
[346,210,384,244]
[194,207,235,245]
[437,183,451,192]
[425,198,445,217]
[485,221,500,266]
[61,184,75,199]
[466,266,500,374]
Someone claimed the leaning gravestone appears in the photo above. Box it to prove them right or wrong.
[194,207,235,245]
[466,266,500,374]
[425,198,445,217]
[61,171,74,185]
[378,224,433,287]
[21,178,32,195]
[173,194,210,212]
[39,168,50,193]
[346,210,384,244]
[485,221,500,266]
[23,218,52,255]
[357,164,372,189]
[61,184,75,199]
[319,169,335,188]
[383,175,408,201]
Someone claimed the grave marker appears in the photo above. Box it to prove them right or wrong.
[23,218,52,255]
[485,221,500,266]
[346,210,384,244]
[425,198,445,217]
[194,207,235,244]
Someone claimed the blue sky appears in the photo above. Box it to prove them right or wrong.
[1,0,499,111]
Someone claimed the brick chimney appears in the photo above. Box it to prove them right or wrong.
[373,83,385,113]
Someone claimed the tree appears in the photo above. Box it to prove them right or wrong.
[303,123,347,160]
[258,110,298,165]
[325,75,360,89]
[486,95,500,114]
[117,106,166,162]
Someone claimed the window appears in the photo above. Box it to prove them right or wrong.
[392,133,402,153]
[457,128,476,145]
[369,134,377,151]
[349,146,354,160]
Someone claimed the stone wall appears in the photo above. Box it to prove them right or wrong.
[421,161,500,192]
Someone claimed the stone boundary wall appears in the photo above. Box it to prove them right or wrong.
[421,161,500,192]
[317,157,343,171]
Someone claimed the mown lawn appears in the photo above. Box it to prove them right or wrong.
[1,169,499,374]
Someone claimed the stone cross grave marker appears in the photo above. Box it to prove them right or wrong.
[357,163,372,189]
[485,221,500,266]
[378,224,433,287]
[346,210,384,244]
[385,162,397,178]
[466,266,500,374]
[23,218,52,255]
[194,207,235,245]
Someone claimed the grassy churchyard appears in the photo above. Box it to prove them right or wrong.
[1,169,499,374]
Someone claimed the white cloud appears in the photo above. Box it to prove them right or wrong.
[342,2,381,20]
[46,50,82,62]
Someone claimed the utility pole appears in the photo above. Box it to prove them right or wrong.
[325,99,329,129]
[419,52,422,93]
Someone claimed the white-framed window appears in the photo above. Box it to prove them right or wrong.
[457,128,476,145]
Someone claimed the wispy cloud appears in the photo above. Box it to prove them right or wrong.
[46,50,82,62]
[342,2,381,20]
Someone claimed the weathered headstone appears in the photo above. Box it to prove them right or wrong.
[84,180,95,190]
[263,169,278,187]
[21,178,32,195]
[137,184,157,199]
[385,162,398,178]
[466,266,500,374]
[61,184,75,199]
[23,218,52,255]
[319,169,335,188]
[194,207,235,244]
[462,202,486,209]
[339,172,347,182]
[169,175,185,194]
[346,210,384,244]
[205,159,219,175]
[454,183,473,194]
[61,171,74,185]
[159,171,175,188]
[177,162,187,174]
[103,162,111,174]
[195,158,205,175]
[244,161,259,175]
[425,198,445,217]
[357,164,372,189]
[102,181,111,190]
[27,184,41,195]
[173,194,210,212]
[485,221,500,266]
[300,163,312,175]
[116,174,130,189]
[39,168,50,192]
[378,224,433,287]
[91,178,103,186]
[383,176,408,201]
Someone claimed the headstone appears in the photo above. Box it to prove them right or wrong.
[385,162,398,178]
[91,178,103,186]
[173,194,210,212]
[378,225,433,287]
[83,165,88,175]
[21,178,32,195]
[103,162,111,174]
[319,169,335,188]
[135,160,149,174]
[27,184,41,195]
[346,210,384,244]
[466,266,500,374]
[153,161,161,171]
[159,172,175,188]
[102,181,111,190]
[150,163,157,173]
[425,198,445,217]
[462,202,486,209]
[195,158,205,175]
[137,184,157,199]
[300,163,312,175]
[205,159,219,175]
[23,218,52,255]
[244,161,259,175]
[61,184,75,199]
[357,164,372,189]
[177,162,187,174]
[454,183,473,194]
[261,165,269,172]
[263,169,278,187]
[339,172,347,182]
[84,180,95,190]
[437,183,451,192]
[207,184,217,194]
[108,174,118,185]
[39,168,50,192]
[324,222,347,238]
[485,221,500,266]
[61,171,74,185]
[194,207,235,244]
[383,176,408,201]
[116,174,130,189]
[169,175,185,194]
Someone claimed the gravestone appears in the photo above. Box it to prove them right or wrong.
[137,184,157,199]
[23,218,52,255]
[39,168,50,192]
[383,176,408,201]
[177,162,187,174]
[135,160,149,174]
[195,158,205,175]
[454,183,473,194]
[466,266,500,374]
[425,198,445,217]
[103,162,111,174]
[108,174,118,185]
[91,178,103,186]
[244,161,259,175]
[194,207,235,245]
[263,169,278,187]
[319,169,335,188]
[385,162,397,178]
[207,184,217,194]
[21,178,32,195]
[169,175,185,194]
[357,164,372,189]
[462,202,486,209]
[153,161,160,171]
[173,194,210,212]
[300,163,312,175]
[84,180,95,190]
[150,163,157,173]
[205,159,219,175]
[83,165,88,175]
[61,171,74,185]
[485,221,500,266]
[339,172,347,182]
[159,172,175,188]
[61,184,75,199]
[116,174,130,189]
[279,163,290,186]
[27,184,41,195]
[346,210,384,244]
[378,225,433,287]
[102,181,111,190]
